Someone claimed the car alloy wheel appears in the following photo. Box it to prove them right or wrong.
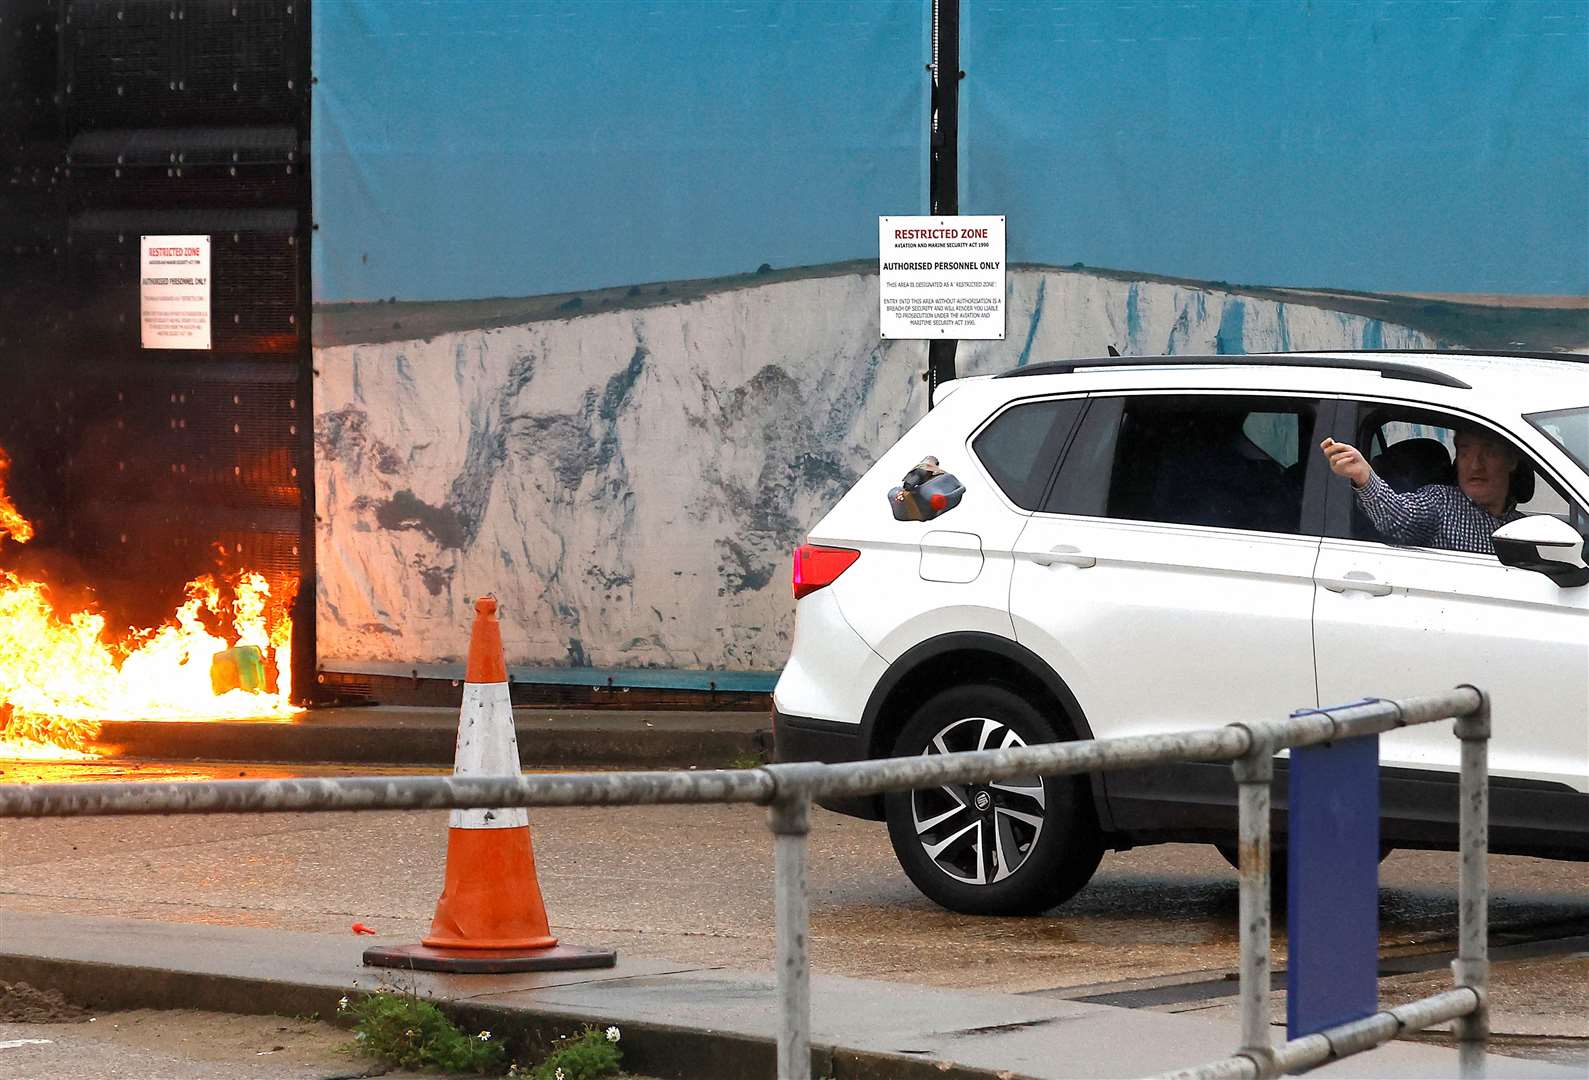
[909,715,1047,885]
[883,684,1103,915]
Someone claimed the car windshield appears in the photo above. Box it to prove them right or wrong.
[1526,406,1589,475]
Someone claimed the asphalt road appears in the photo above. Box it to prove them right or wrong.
[0,759,1584,1068]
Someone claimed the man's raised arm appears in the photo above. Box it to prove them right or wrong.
[1320,437,1440,546]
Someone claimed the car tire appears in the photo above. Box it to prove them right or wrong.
[883,684,1104,915]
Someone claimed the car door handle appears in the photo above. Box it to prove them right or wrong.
[1320,571,1392,597]
[1027,544,1096,568]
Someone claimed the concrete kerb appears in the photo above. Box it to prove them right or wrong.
[87,707,773,769]
[0,950,1010,1080]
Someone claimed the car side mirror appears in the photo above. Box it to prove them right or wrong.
[1493,516,1589,587]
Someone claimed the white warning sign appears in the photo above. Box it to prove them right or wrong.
[879,215,1005,340]
[140,234,212,350]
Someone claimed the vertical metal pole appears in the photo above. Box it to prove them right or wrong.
[925,0,960,406]
[1233,737,1276,1079]
[770,792,812,1080]
[1452,689,1491,1078]
[930,0,960,220]
[292,0,319,705]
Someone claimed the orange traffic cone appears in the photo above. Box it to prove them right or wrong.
[363,596,616,973]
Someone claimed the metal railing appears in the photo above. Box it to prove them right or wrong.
[0,686,1490,1080]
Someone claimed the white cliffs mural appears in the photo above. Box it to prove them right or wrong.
[313,265,1436,672]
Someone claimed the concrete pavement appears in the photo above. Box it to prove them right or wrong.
[0,789,1584,1077]
[1,796,1582,1012]
[1,788,1584,994]
[0,910,1579,1079]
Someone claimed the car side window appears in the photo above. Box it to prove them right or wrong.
[1047,395,1317,534]
[971,397,1085,510]
[1347,406,1589,544]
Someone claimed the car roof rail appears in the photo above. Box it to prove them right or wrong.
[995,352,1473,389]
[1287,348,1588,365]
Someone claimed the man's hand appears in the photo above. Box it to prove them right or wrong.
[1321,437,1372,488]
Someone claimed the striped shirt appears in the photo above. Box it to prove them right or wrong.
[1354,472,1523,555]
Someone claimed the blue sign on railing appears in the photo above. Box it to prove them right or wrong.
[1286,729,1381,1036]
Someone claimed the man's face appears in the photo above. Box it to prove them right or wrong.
[1454,430,1517,512]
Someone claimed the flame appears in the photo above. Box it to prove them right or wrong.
[0,450,33,545]
[0,452,298,758]
[0,736,94,761]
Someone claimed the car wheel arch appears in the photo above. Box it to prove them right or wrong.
[858,632,1116,831]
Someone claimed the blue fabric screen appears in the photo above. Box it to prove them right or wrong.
[962,0,1588,297]
[312,0,928,303]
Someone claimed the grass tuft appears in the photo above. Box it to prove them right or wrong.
[513,1024,623,1080]
[343,991,506,1074]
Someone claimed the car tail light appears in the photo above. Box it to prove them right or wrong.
[792,544,860,599]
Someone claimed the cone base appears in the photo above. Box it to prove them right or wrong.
[363,941,617,974]
[425,825,555,950]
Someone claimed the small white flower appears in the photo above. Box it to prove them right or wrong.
[337,996,350,1011]
[605,1025,621,1043]
[477,1030,491,1041]
[555,1069,565,1080]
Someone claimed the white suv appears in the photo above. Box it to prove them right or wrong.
[773,351,1589,915]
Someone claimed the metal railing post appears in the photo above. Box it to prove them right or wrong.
[1231,730,1276,1079]
[1452,687,1491,1077]
[769,790,812,1080]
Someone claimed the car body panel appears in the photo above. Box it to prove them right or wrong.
[771,585,885,726]
[1010,514,1323,734]
[1313,535,1589,789]
[806,382,1025,663]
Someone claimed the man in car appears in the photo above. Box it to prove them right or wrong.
[1321,428,1524,555]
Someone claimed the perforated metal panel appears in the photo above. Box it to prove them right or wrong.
[63,361,302,509]
[0,0,315,698]
[68,208,301,352]
[0,1,64,327]
[62,0,305,130]
[67,126,300,208]
[1,0,59,141]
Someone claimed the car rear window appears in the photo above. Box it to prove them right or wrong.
[1047,395,1317,533]
[972,398,1084,510]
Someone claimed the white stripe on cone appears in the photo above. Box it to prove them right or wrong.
[450,681,528,830]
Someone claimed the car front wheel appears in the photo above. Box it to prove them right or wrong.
[883,684,1103,915]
